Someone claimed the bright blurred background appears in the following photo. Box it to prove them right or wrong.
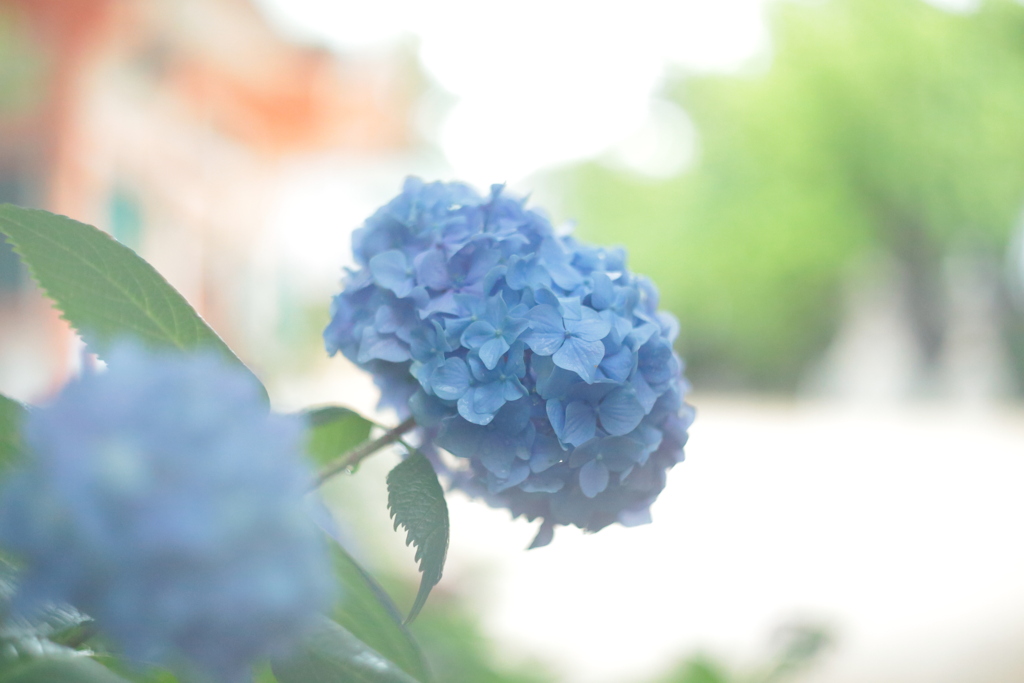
[2,0,1024,681]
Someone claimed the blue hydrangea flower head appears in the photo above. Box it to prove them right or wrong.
[325,178,695,547]
[0,344,333,682]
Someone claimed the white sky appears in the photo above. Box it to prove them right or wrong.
[253,0,769,185]
[254,0,986,186]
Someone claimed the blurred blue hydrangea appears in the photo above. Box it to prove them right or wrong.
[0,345,333,682]
[325,178,694,546]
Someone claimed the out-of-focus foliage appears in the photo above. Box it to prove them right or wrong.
[0,7,46,115]
[408,590,556,683]
[551,0,1024,390]
[654,623,831,683]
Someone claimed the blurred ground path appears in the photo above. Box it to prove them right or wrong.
[441,396,1024,683]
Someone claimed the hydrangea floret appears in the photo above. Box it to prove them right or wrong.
[0,345,333,682]
[325,178,695,546]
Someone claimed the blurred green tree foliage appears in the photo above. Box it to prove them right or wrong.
[653,623,831,683]
[551,0,1024,390]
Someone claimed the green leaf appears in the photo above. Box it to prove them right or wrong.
[271,617,420,683]
[88,656,179,683]
[0,393,26,472]
[304,407,373,467]
[385,452,449,623]
[330,540,430,682]
[0,656,133,683]
[0,205,264,398]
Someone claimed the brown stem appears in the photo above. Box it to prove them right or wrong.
[313,416,417,487]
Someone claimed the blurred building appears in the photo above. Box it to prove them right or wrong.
[0,0,420,400]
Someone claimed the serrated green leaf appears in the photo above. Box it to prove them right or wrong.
[385,452,449,623]
[330,540,430,682]
[271,617,420,683]
[0,656,133,683]
[304,407,373,467]
[0,205,264,400]
[0,394,26,472]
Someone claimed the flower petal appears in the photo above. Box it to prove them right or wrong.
[457,391,496,426]
[478,337,510,370]
[480,447,516,478]
[472,382,507,416]
[489,460,531,493]
[436,417,482,458]
[546,399,566,441]
[369,250,413,298]
[567,306,611,342]
[562,401,597,447]
[530,434,567,473]
[357,328,410,363]
[414,247,450,290]
[523,305,565,356]
[553,337,605,383]
[578,459,609,498]
[598,387,646,436]
[598,345,636,383]
[431,357,471,400]
[502,376,528,402]
[461,320,497,350]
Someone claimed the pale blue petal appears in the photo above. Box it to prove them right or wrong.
[374,305,402,334]
[568,438,599,468]
[457,392,496,426]
[626,322,659,350]
[533,288,559,308]
[567,307,611,342]
[502,317,530,344]
[461,320,496,350]
[369,250,413,298]
[618,507,653,527]
[590,272,614,310]
[523,304,565,356]
[546,400,566,441]
[558,297,583,321]
[414,248,450,290]
[472,382,506,416]
[502,376,527,402]
[420,294,458,321]
[357,328,410,363]
[599,346,636,383]
[600,436,647,470]
[553,337,605,383]
[562,401,597,447]
[409,390,449,428]
[431,357,470,400]
[598,387,646,436]
[631,372,658,412]
[527,521,556,548]
[489,461,530,493]
[578,460,609,498]
[478,337,510,370]
[480,447,516,478]
[504,341,527,377]
[490,398,532,435]
[522,475,565,495]
[639,339,675,385]
[530,434,566,473]
[436,417,482,458]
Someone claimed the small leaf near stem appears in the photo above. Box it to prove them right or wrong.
[314,417,417,487]
[304,407,373,468]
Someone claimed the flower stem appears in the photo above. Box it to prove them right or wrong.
[314,416,417,487]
